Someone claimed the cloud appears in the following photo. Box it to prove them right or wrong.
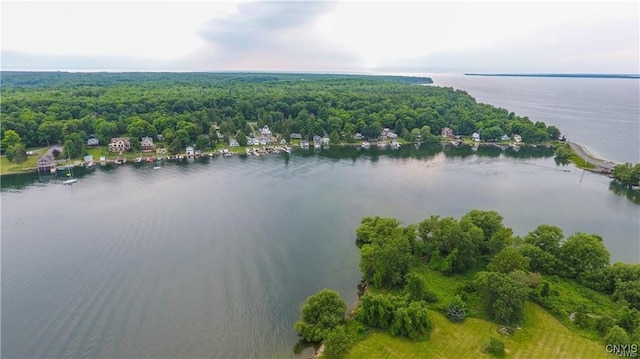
[177,1,363,71]
[374,16,640,74]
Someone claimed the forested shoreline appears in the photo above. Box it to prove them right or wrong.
[1,72,561,160]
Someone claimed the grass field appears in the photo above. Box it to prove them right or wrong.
[0,147,49,174]
[346,302,612,359]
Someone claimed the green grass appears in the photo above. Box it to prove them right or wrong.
[0,147,48,174]
[346,303,612,359]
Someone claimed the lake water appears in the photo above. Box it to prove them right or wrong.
[427,74,640,164]
[2,146,639,358]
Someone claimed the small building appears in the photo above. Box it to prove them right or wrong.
[501,134,510,141]
[441,127,454,138]
[229,140,240,147]
[321,137,330,146]
[381,128,398,140]
[108,137,131,152]
[472,132,481,142]
[157,133,164,141]
[354,133,364,140]
[156,147,168,155]
[140,137,155,152]
[290,133,303,140]
[87,137,99,147]
[513,134,523,143]
[260,126,272,137]
[313,135,322,145]
[37,155,56,173]
[186,146,195,155]
[280,139,287,145]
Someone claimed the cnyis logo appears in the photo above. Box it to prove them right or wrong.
[606,344,638,357]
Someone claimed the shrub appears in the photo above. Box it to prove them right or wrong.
[483,337,505,356]
[447,295,467,323]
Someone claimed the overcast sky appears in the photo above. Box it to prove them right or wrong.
[1,1,638,73]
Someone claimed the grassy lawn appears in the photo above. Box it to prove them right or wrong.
[347,303,612,359]
[0,147,48,174]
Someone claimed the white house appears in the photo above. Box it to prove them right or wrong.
[140,137,155,152]
[501,134,510,141]
[87,137,99,146]
[229,140,240,147]
[472,132,481,142]
[513,134,523,143]
[186,146,195,155]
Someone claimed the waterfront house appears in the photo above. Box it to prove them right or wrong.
[321,137,330,146]
[354,133,364,140]
[381,128,398,140]
[37,155,56,173]
[260,126,272,137]
[186,146,195,155]
[313,135,322,145]
[140,137,155,152]
[513,134,523,143]
[108,137,131,152]
[472,132,481,142]
[290,133,303,140]
[501,134,510,141]
[441,127,454,138]
[87,137,99,147]
[229,139,240,147]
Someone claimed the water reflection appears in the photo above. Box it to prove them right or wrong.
[609,180,640,205]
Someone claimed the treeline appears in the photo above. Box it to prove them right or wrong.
[612,163,640,187]
[295,211,639,358]
[1,72,560,158]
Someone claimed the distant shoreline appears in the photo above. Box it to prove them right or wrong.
[464,73,640,79]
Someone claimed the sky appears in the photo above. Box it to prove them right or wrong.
[1,0,638,73]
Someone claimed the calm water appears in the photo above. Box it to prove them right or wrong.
[428,74,640,164]
[2,146,639,358]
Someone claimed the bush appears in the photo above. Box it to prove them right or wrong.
[293,289,347,343]
[323,326,353,359]
[596,316,615,336]
[483,337,505,356]
[447,295,467,323]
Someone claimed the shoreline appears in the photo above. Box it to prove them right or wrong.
[0,140,621,177]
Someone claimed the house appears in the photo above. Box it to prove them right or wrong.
[313,135,322,145]
[156,147,167,155]
[247,138,255,146]
[441,127,454,138]
[260,126,272,137]
[37,155,56,172]
[229,139,240,147]
[501,134,510,141]
[381,128,398,140]
[513,134,523,143]
[280,139,287,145]
[290,133,303,140]
[354,133,364,140]
[87,137,99,146]
[472,132,481,142]
[140,137,155,152]
[108,137,131,152]
[157,134,164,141]
[186,146,195,155]
[321,137,330,146]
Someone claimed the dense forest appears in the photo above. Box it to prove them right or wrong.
[1,72,561,159]
[295,211,640,358]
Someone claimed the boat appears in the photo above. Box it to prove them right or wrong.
[134,156,143,163]
[62,160,77,185]
[282,146,291,154]
[361,141,370,149]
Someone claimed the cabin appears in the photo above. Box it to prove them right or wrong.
[140,137,155,152]
[472,132,481,142]
[186,146,195,155]
[37,155,56,173]
[229,139,240,147]
[87,137,99,147]
[441,127,454,138]
[501,134,510,141]
[108,137,131,152]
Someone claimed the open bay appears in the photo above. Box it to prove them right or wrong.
[2,146,638,358]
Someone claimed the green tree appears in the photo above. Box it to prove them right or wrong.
[237,131,248,146]
[1,129,22,151]
[12,144,27,163]
[356,216,401,248]
[558,233,610,281]
[483,126,504,141]
[5,146,15,161]
[294,289,347,343]
[127,118,157,140]
[195,134,211,150]
[604,325,630,347]
[524,225,564,255]
[474,271,528,324]
[323,325,352,359]
[359,230,411,288]
[390,301,433,340]
[63,133,86,159]
[483,337,505,356]
[405,272,428,301]
[487,247,530,274]
[617,308,640,335]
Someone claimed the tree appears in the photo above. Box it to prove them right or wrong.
[5,146,15,161]
[356,216,401,248]
[294,289,347,343]
[483,126,504,141]
[617,308,640,335]
[474,271,528,324]
[483,337,505,356]
[12,144,27,163]
[1,129,22,151]
[447,295,467,323]
[237,131,248,146]
[558,233,610,281]
[524,225,564,255]
[390,301,433,340]
[604,325,630,347]
[195,134,211,150]
[405,272,428,301]
[323,325,352,359]
[127,118,157,140]
[63,133,86,159]
[487,247,530,274]
[518,244,561,275]
[359,230,411,288]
